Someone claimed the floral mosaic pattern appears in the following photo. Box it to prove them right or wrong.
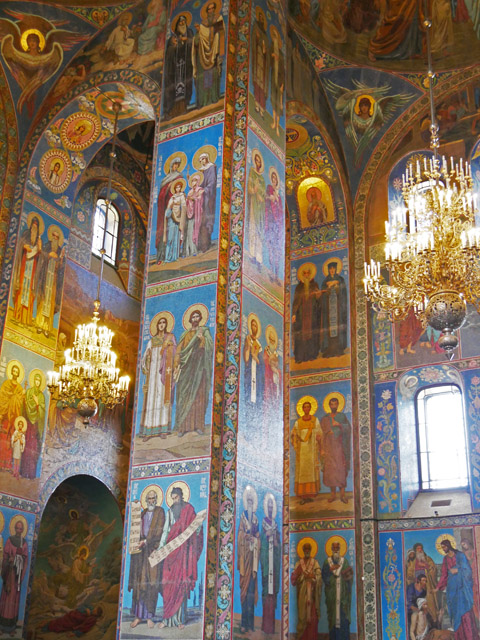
[375,383,400,515]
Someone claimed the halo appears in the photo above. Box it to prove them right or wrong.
[77,544,90,559]
[325,535,348,557]
[26,212,45,236]
[436,533,457,555]
[150,311,175,336]
[323,391,345,414]
[140,484,164,509]
[297,262,317,282]
[189,171,204,187]
[296,395,318,417]
[263,492,277,519]
[306,186,322,202]
[265,325,278,348]
[166,481,191,507]
[171,11,193,32]
[269,24,281,42]
[6,360,25,384]
[40,149,72,194]
[0,511,4,534]
[268,166,279,184]
[255,6,266,23]
[200,0,221,21]
[297,536,318,558]
[47,224,65,246]
[355,93,375,116]
[69,509,79,520]
[21,28,46,52]
[9,514,28,537]
[192,145,218,170]
[28,369,47,392]
[163,151,187,175]
[323,256,343,276]
[251,148,264,174]
[170,178,187,194]
[247,312,261,337]
[60,112,101,151]
[182,303,209,330]
[242,485,258,511]
[14,416,27,433]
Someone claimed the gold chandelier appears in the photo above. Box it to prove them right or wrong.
[47,101,130,423]
[363,12,480,360]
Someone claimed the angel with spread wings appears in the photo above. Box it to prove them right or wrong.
[0,9,87,116]
[325,79,414,167]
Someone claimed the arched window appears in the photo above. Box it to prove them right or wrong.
[92,198,119,265]
[416,384,468,491]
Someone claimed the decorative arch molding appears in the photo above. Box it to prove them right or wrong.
[286,100,351,207]
[0,74,157,334]
[38,466,124,514]
[79,167,149,228]
[0,64,17,272]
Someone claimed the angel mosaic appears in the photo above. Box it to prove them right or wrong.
[0,10,87,115]
[325,79,413,167]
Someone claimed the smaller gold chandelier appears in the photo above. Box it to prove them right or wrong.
[47,100,129,423]
[363,9,480,360]
[47,300,130,424]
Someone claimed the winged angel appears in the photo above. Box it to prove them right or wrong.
[325,79,414,167]
[0,10,87,115]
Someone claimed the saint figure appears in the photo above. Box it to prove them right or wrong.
[0,519,28,634]
[157,485,205,629]
[140,313,177,440]
[291,540,322,640]
[320,261,348,358]
[247,149,266,264]
[321,537,353,640]
[320,394,351,504]
[237,486,261,633]
[291,397,322,504]
[173,306,213,436]
[260,493,280,634]
[291,262,321,363]
[128,489,165,629]
[192,1,225,108]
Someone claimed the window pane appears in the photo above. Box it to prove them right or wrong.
[417,385,468,490]
[91,198,119,264]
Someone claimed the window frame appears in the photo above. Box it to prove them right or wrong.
[91,197,120,266]
[414,382,469,492]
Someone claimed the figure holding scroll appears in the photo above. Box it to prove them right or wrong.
[157,482,204,629]
[128,487,165,629]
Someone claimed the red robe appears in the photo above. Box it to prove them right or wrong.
[160,503,203,620]
[0,535,28,629]
[46,609,100,634]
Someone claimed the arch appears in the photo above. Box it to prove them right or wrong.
[0,76,157,339]
[27,474,123,638]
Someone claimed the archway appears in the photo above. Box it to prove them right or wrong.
[26,475,123,640]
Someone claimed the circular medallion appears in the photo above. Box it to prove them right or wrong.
[95,91,139,119]
[39,149,72,194]
[61,111,101,151]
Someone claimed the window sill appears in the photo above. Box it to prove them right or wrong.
[405,489,472,519]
